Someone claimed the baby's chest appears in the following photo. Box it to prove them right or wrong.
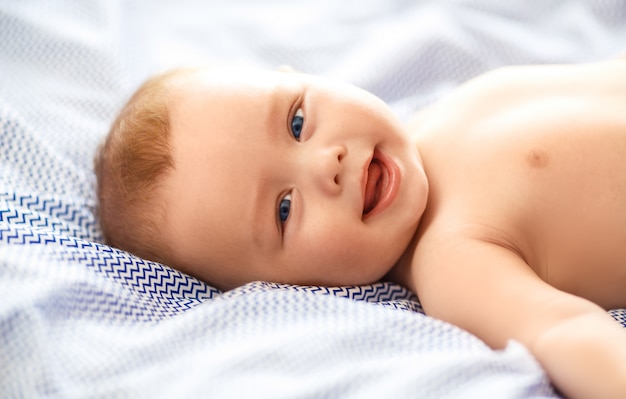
[521,159,626,309]
[462,139,626,309]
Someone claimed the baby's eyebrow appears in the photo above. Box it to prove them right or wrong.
[263,86,288,133]
[264,80,303,133]
[250,176,276,250]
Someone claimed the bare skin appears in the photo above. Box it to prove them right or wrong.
[389,60,626,398]
[149,61,626,399]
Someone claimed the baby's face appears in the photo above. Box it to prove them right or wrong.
[161,68,428,290]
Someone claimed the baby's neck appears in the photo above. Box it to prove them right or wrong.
[384,232,419,291]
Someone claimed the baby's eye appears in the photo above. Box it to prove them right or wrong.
[278,193,292,223]
[290,108,304,140]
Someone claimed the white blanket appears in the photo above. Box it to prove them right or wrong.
[2,1,626,397]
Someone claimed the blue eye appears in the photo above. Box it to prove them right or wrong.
[291,108,304,140]
[279,193,292,223]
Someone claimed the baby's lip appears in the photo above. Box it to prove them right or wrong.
[361,148,400,220]
[361,152,374,216]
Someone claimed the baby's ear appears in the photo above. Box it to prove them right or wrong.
[278,64,296,73]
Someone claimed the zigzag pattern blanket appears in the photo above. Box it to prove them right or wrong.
[2,1,626,397]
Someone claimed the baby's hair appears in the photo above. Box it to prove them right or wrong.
[95,69,186,263]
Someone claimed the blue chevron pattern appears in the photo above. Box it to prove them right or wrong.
[1,114,92,200]
[610,309,626,327]
[1,193,92,240]
[0,224,219,316]
[225,281,425,314]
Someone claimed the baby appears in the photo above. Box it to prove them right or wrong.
[96,60,626,399]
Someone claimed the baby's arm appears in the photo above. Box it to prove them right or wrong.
[410,236,626,399]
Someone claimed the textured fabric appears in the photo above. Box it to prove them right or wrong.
[1,1,626,397]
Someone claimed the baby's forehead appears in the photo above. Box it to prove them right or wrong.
[179,66,291,88]
[173,66,347,100]
[167,69,307,124]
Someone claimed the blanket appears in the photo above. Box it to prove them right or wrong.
[2,1,626,397]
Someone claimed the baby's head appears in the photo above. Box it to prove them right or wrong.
[96,66,429,291]
[95,69,179,267]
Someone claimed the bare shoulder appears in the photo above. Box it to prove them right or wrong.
[408,59,626,155]
[397,227,626,399]
[403,226,594,347]
[462,59,626,94]
[407,59,626,309]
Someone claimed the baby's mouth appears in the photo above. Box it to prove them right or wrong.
[361,148,400,220]
[363,158,383,216]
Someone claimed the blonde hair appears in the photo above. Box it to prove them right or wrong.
[95,70,183,263]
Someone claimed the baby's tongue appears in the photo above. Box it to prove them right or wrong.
[364,161,382,214]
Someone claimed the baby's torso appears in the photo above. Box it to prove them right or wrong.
[409,61,626,309]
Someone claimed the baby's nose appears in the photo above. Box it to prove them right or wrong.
[310,145,346,196]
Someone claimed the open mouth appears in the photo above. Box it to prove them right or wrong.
[362,148,400,220]
[363,159,383,215]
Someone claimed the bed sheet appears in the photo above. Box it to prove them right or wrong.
[1,1,626,397]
